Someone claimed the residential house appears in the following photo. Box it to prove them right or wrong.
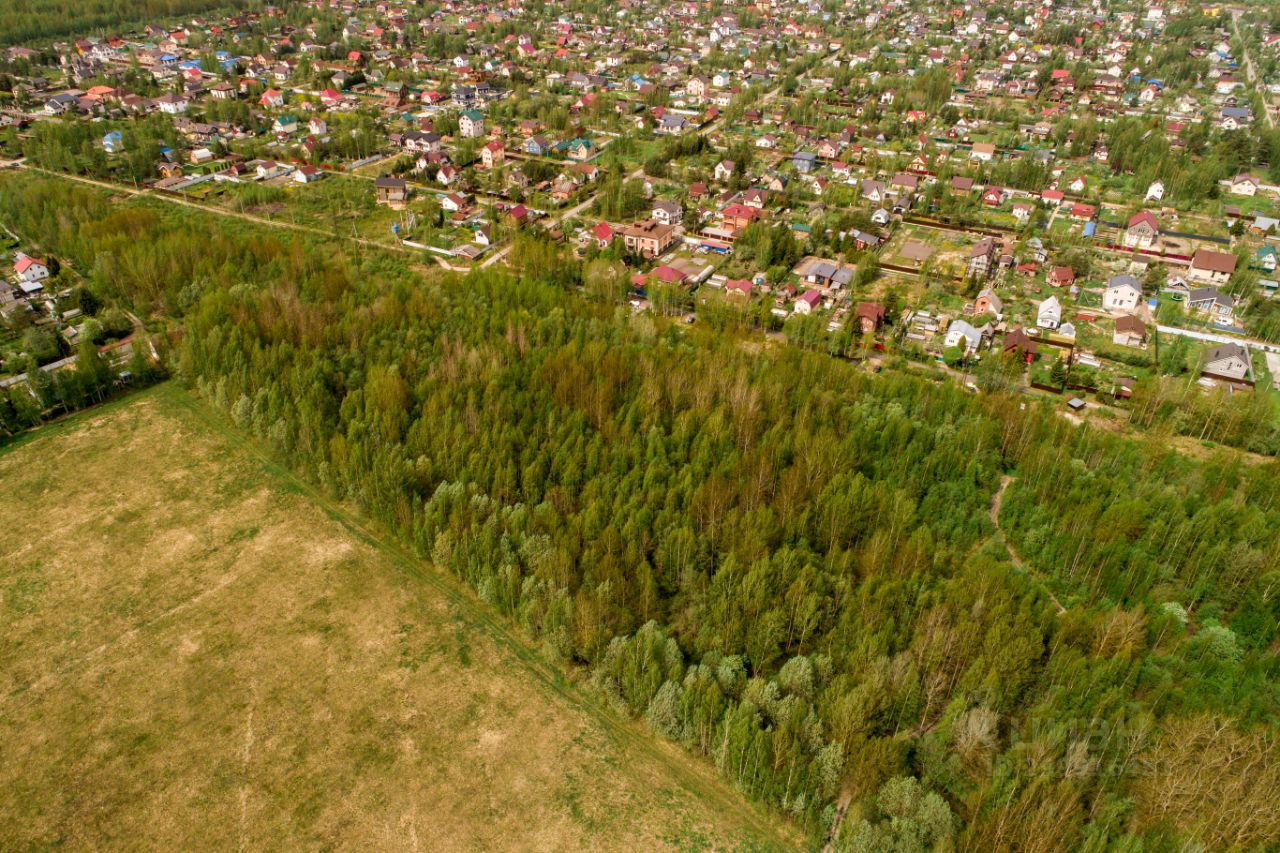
[794,289,822,315]
[890,173,919,195]
[944,319,987,354]
[592,222,614,248]
[1188,249,1238,285]
[1124,211,1160,250]
[967,238,996,279]
[792,152,818,173]
[658,114,690,134]
[651,200,683,226]
[974,289,1003,319]
[13,254,50,292]
[403,131,441,153]
[1048,266,1075,288]
[458,109,485,138]
[156,93,189,114]
[294,165,323,184]
[856,302,885,334]
[721,203,760,231]
[1113,315,1147,347]
[970,142,996,162]
[375,177,409,207]
[1003,327,1038,362]
[1202,342,1250,381]
[1220,107,1252,130]
[1257,245,1278,273]
[1103,275,1142,312]
[481,140,505,168]
[861,179,887,203]
[620,219,678,259]
[1187,287,1236,323]
[1037,295,1062,330]
[1230,174,1261,196]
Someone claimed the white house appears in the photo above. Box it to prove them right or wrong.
[156,93,189,114]
[794,289,822,315]
[944,319,987,354]
[1230,174,1260,196]
[1145,180,1165,202]
[970,142,996,162]
[1123,211,1159,250]
[1188,249,1237,286]
[458,109,486,139]
[1103,275,1142,312]
[14,254,50,290]
[1037,295,1062,330]
[1203,342,1250,380]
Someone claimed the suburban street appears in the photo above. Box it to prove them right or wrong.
[1233,8,1275,130]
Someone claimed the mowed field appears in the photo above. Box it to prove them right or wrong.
[0,384,795,851]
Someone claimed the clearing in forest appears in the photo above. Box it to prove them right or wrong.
[0,384,794,852]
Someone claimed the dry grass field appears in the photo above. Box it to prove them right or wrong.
[0,384,795,852]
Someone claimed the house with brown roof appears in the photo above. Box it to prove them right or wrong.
[1188,249,1237,286]
[856,302,885,334]
[967,238,996,279]
[1003,327,1038,362]
[620,219,678,259]
[1113,315,1147,347]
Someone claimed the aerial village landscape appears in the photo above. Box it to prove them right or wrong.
[6,0,1280,849]
[1,0,1280,411]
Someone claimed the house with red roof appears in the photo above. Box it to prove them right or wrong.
[1069,203,1096,222]
[794,289,823,315]
[1047,266,1075,288]
[592,222,614,248]
[721,203,761,230]
[14,254,49,289]
[481,140,505,169]
[652,265,687,284]
[1124,211,1160,249]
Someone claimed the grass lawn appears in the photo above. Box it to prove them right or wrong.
[0,383,796,852]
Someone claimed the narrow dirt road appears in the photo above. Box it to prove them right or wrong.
[990,475,1066,614]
